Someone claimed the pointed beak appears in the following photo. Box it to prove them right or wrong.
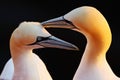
[41,16,77,30]
[37,36,79,51]
[41,16,80,50]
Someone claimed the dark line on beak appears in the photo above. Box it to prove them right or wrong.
[62,16,75,27]
[27,36,52,46]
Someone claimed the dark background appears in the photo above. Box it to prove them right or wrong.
[0,0,119,80]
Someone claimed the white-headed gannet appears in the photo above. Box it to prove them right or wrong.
[0,22,78,80]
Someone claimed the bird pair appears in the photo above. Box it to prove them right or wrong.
[0,6,119,80]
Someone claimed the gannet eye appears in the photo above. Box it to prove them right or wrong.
[28,36,52,45]
[36,36,51,42]
[37,37,42,41]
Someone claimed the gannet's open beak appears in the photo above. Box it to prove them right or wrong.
[29,36,79,50]
[41,16,77,30]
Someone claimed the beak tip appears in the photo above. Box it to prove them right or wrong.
[67,44,79,51]
[76,48,80,51]
[73,46,79,51]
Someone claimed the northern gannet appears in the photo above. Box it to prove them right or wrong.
[0,22,78,80]
[42,6,119,80]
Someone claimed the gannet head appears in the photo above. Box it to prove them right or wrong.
[10,21,79,50]
[42,6,112,50]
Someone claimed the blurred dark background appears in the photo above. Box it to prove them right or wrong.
[0,0,119,80]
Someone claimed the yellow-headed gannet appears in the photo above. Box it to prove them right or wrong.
[42,6,119,80]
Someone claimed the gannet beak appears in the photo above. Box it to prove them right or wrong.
[29,36,79,50]
[40,36,79,50]
[41,16,77,30]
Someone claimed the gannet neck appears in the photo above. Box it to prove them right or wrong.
[73,37,119,80]
[73,38,117,80]
[10,36,33,59]
[10,36,52,80]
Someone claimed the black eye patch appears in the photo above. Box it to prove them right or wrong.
[36,36,51,42]
[62,16,75,27]
[28,36,52,45]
